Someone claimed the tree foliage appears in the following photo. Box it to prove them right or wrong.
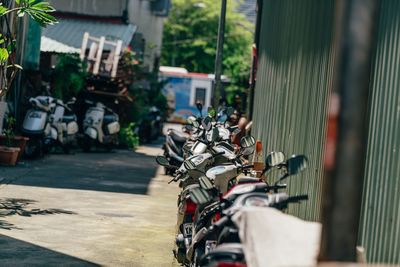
[161,0,253,87]
[53,54,87,101]
[0,0,57,96]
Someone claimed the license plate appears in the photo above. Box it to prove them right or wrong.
[183,223,193,236]
[205,240,217,254]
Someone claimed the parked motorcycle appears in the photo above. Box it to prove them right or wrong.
[198,192,308,267]
[187,154,308,266]
[156,106,310,266]
[22,96,79,157]
[81,100,120,152]
[136,106,163,144]
[156,114,257,265]
[162,103,207,174]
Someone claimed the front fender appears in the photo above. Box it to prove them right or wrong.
[186,227,208,261]
[85,127,97,140]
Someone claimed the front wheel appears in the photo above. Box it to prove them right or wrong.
[24,138,43,158]
[81,136,93,152]
[62,144,72,154]
[191,245,205,267]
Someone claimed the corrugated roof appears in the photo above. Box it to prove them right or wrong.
[41,18,137,53]
[41,36,80,54]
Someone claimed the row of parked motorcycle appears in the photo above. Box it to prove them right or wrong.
[156,103,309,267]
[21,96,121,157]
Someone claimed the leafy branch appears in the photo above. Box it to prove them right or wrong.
[0,0,57,26]
[0,0,57,96]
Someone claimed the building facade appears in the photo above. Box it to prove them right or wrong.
[47,0,170,71]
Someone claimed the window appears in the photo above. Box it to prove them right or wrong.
[195,87,206,106]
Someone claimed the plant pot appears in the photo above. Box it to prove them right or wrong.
[0,146,20,166]
[0,135,29,160]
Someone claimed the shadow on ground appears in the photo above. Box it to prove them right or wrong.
[0,198,76,230]
[1,149,159,195]
[0,234,99,266]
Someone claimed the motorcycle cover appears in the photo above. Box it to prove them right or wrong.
[232,207,321,267]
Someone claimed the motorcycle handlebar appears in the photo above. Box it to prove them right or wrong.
[241,164,254,169]
[288,194,309,203]
[168,173,183,184]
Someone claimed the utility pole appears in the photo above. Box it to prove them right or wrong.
[212,0,227,108]
[319,0,378,261]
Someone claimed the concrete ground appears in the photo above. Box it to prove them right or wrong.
[0,142,180,267]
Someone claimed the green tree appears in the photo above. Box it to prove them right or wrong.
[53,54,87,101]
[161,0,253,91]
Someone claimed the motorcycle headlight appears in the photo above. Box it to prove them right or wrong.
[39,99,48,106]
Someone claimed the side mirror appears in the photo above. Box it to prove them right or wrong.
[196,102,203,116]
[156,156,170,167]
[240,135,256,148]
[287,155,308,175]
[202,116,213,131]
[265,151,286,167]
[199,176,214,190]
[189,187,213,205]
[207,127,219,143]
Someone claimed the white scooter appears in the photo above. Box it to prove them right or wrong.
[82,101,120,151]
[22,96,79,157]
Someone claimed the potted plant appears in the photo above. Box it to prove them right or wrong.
[0,115,28,160]
[0,116,20,165]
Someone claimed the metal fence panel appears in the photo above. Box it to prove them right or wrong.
[252,0,335,221]
[358,0,400,263]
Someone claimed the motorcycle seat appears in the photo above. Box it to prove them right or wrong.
[237,176,261,184]
[62,115,77,123]
[168,129,188,143]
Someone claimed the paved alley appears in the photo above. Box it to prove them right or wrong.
[0,144,179,267]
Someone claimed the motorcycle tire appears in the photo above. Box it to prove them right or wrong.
[82,136,92,152]
[174,247,187,265]
[105,144,113,152]
[191,245,205,267]
[62,144,71,154]
[24,138,43,158]
[164,166,169,175]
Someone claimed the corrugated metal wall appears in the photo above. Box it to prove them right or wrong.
[252,0,336,221]
[358,0,400,263]
[253,0,400,263]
